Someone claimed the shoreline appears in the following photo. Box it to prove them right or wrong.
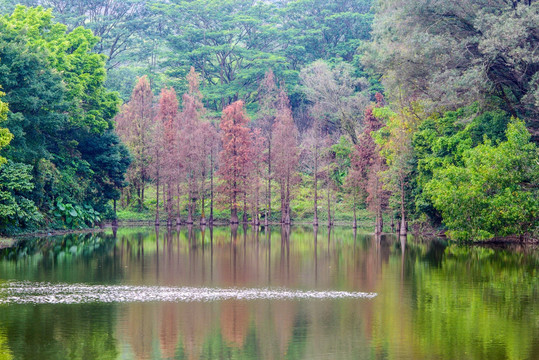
[2,220,536,245]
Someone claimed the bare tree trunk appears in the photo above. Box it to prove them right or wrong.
[167,182,173,227]
[137,185,142,210]
[231,179,238,224]
[141,183,145,208]
[242,190,248,223]
[284,172,291,225]
[200,193,206,225]
[176,184,181,226]
[400,179,407,236]
[112,199,118,227]
[280,179,286,224]
[155,173,160,226]
[327,178,331,227]
[255,190,260,225]
[126,188,131,208]
[353,193,357,229]
[265,138,272,226]
[187,195,194,224]
[209,148,214,225]
[162,183,166,212]
[313,142,319,226]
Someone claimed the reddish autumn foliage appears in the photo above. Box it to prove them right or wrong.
[272,88,299,224]
[156,87,180,225]
[257,70,280,224]
[247,128,265,224]
[179,68,206,223]
[218,101,252,224]
[348,105,389,232]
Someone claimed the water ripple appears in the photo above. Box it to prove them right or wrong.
[0,281,377,304]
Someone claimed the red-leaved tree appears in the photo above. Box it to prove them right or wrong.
[218,101,252,224]
[348,102,388,233]
[179,67,206,224]
[248,128,265,225]
[272,88,299,224]
[257,70,280,225]
[157,87,180,226]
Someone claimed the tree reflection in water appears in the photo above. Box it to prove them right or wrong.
[0,227,537,359]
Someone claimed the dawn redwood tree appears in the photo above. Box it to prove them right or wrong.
[321,135,337,226]
[257,70,280,225]
[349,102,388,233]
[179,68,206,224]
[300,122,324,226]
[248,128,265,225]
[157,87,180,226]
[115,75,154,210]
[199,121,219,225]
[218,101,252,224]
[150,110,165,226]
[272,89,299,224]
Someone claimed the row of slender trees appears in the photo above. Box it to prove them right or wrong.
[116,67,396,232]
[116,68,303,227]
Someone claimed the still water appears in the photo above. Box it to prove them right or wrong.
[0,226,537,359]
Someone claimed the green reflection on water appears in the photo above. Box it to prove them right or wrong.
[0,227,537,360]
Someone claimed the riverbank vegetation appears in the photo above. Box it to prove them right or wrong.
[0,1,537,242]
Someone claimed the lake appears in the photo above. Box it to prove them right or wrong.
[0,226,537,359]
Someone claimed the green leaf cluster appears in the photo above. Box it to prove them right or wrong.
[0,6,130,233]
[0,161,42,231]
[424,118,538,241]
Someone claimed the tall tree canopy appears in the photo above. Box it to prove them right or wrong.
[366,0,539,140]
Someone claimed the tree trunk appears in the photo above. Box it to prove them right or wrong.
[284,173,291,225]
[177,184,182,226]
[137,185,142,210]
[327,179,331,227]
[141,184,145,209]
[200,194,206,225]
[353,202,357,229]
[167,182,173,227]
[112,199,118,227]
[231,178,238,224]
[155,172,160,226]
[209,148,214,225]
[162,183,166,212]
[266,140,272,226]
[400,179,407,236]
[375,209,383,234]
[187,197,194,224]
[313,143,319,226]
[280,179,286,224]
[230,207,238,224]
[253,184,259,226]
[242,190,248,223]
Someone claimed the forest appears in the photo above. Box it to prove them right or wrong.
[0,0,537,242]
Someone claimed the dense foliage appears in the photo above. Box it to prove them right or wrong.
[0,1,537,241]
[0,6,130,233]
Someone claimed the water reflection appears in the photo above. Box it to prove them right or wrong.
[0,227,537,360]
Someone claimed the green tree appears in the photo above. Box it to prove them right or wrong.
[154,0,292,111]
[425,118,538,241]
[0,161,42,230]
[412,106,511,223]
[280,0,373,65]
[2,5,120,134]
[0,89,12,165]
[365,0,539,140]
